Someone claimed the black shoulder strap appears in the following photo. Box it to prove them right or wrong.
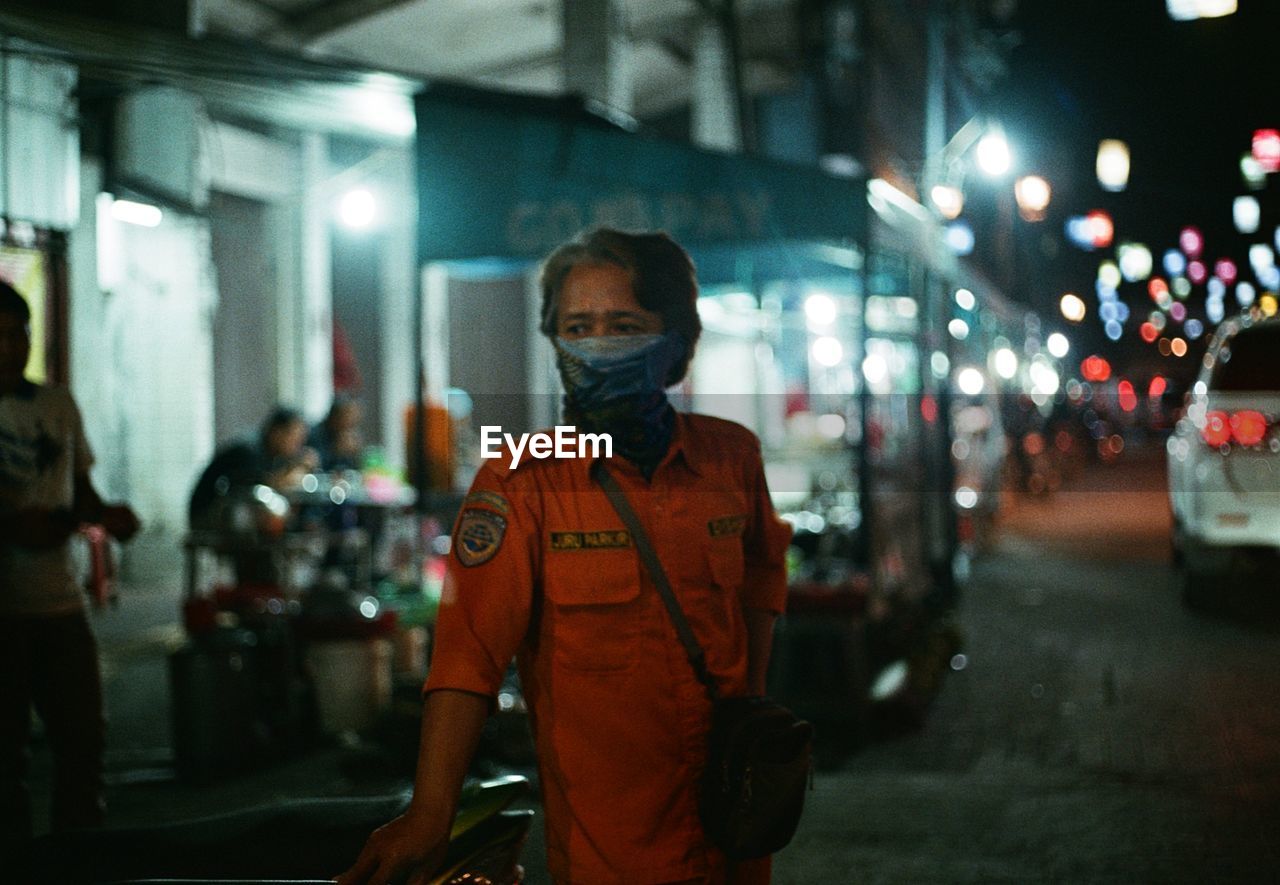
[589,460,719,702]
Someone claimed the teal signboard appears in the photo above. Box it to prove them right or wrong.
[415,86,866,262]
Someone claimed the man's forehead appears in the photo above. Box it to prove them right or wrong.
[560,307,649,317]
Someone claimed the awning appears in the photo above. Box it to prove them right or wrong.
[415,83,868,277]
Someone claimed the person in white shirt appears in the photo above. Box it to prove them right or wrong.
[0,280,139,868]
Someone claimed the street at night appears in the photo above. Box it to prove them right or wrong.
[5,1,1280,882]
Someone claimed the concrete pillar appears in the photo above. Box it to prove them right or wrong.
[296,132,334,420]
[691,17,741,152]
[378,147,416,473]
[562,0,633,115]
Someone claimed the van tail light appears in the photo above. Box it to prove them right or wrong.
[1202,409,1270,447]
[1202,411,1232,447]
[1230,410,1268,446]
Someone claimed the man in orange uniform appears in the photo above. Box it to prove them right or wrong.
[340,229,791,884]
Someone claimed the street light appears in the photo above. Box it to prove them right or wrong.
[1060,293,1087,323]
[1014,175,1052,221]
[975,130,1013,177]
[1166,0,1237,21]
[930,184,964,220]
[1096,140,1130,192]
[338,188,377,229]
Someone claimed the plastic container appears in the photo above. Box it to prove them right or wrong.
[305,637,394,734]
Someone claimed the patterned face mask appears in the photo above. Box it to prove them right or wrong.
[553,332,685,409]
[553,331,687,476]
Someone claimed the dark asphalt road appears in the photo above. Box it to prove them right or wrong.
[775,449,1280,884]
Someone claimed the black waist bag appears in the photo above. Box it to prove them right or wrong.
[591,462,814,861]
[701,695,814,860]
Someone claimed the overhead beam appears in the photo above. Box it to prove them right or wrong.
[285,0,421,42]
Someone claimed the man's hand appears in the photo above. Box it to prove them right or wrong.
[335,808,450,885]
[99,504,141,542]
[10,506,77,548]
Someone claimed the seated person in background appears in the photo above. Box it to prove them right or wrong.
[188,406,316,531]
[308,395,363,473]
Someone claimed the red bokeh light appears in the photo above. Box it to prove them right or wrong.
[1230,410,1268,447]
[1086,211,1114,249]
[1081,355,1112,382]
[1201,410,1231,447]
[1149,376,1167,398]
[920,394,938,424]
[1140,322,1159,343]
[1179,226,1204,258]
[1118,380,1138,412]
[1253,129,1280,174]
[1214,258,1238,285]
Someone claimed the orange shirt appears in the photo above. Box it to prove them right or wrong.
[424,412,791,883]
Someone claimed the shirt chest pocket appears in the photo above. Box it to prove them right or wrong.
[543,549,643,672]
[705,543,745,590]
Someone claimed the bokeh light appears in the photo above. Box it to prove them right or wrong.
[1015,175,1052,220]
[1096,140,1130,192]
[1179,226,1204,258]
[1060,293,1087,322]
[812,336,843,367]
[1081,355,1111,382]
[957,367,986,396]
[804,293,838,326]
[1119,243,1153,282]
[1234,196,1261,234]
[1214,258,1238,285]
[1253,128,1280,173]
[976,132,1013,177]
[994,348,1018,379]
[930,184,964,220]
[1163,249,1187,277]
[945,221,975,255]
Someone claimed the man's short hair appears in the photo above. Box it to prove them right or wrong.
[261,405,305,439]
[539,228,701,387]
[0,280,31,323]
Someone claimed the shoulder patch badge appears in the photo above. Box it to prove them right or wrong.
[455,509,508,567]
[708,514,747,538]
[462,489,510,515]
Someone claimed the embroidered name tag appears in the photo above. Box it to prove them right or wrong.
[550,530,632,550]
[708,515,747,537]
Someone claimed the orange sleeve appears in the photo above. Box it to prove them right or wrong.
[423,464,539,698]
[740,442,792,615]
